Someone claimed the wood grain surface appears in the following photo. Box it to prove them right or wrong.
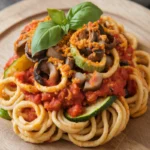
[0,0,150,150]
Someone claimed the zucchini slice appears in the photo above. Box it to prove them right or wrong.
[64,96,117,122]
[0,108,11,120]
[70,44,106,72]
[4,55,34,78]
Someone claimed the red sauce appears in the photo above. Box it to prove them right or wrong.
[22,108,37,122]
[23,83,84,117]
[117,46,134,65]
[85,68,133,103]
[25,93,41,104]
[127,79,137,96]
[4,54,18,70]
[41,92,55,101]
[15,64,136,118]
[44,98,62,111]
[15,67,85,117]
[68,105,84,117]
[114,34,134,65]
[15,67,34,85]
[43,84,84,116]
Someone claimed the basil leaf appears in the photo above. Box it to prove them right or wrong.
[61,24,70,34]
[48,9,67,25]
[31,21,64,56]
[67,2,103,30]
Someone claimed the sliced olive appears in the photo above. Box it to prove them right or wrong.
[83,72,103,91]
[94,50,104,60]
[88,50,104,62]
[80,48,92,56]
[120,61,129,66]
[125,88,130,98]
[34,59,47,85]
[74,72,86,85]
[46,47,65,60]
[105,35,116,50]
[99,25,105,35]
[89,31,98,42]
[34,59,59,85]
[65,57,74,69]
[25,43,46,62]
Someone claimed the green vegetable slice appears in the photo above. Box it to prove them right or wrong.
[0,108,11,120]
[4,54,34,78]
[64,96,117,122]
[70,44,106,72]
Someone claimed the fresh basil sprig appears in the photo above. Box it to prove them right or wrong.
[66,2,103,30]
[47,9,67,25]
[31,2,103,56]
[31,21,64,55]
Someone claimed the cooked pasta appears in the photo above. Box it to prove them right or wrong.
[67,98,129,147]
[0,77,24,110]
[12,101,62,143]
[0,3,150,148]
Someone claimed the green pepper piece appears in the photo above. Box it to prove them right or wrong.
[70,44,106,72]
[0,108,11,120]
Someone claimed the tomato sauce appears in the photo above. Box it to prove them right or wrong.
[15,67,136,117]
[43,84,84,116]
[126,79,137,96]
[117,46,134,65]
[25,93,41,104]
[15,67,85,117]
[68,105,84,117]
[22,108,37,122]
[22,83,84,117]
[114,34,134,65]
[85,68,133,103]
[15,67,34,84]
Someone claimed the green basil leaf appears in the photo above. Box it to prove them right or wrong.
[31,21,64,56]
[61,24,70,34]
[67,2,103,30]
[47,9,67,25]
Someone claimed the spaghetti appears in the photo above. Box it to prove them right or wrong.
[0,10,150,148]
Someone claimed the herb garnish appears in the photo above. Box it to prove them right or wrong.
[31,2,103,56]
